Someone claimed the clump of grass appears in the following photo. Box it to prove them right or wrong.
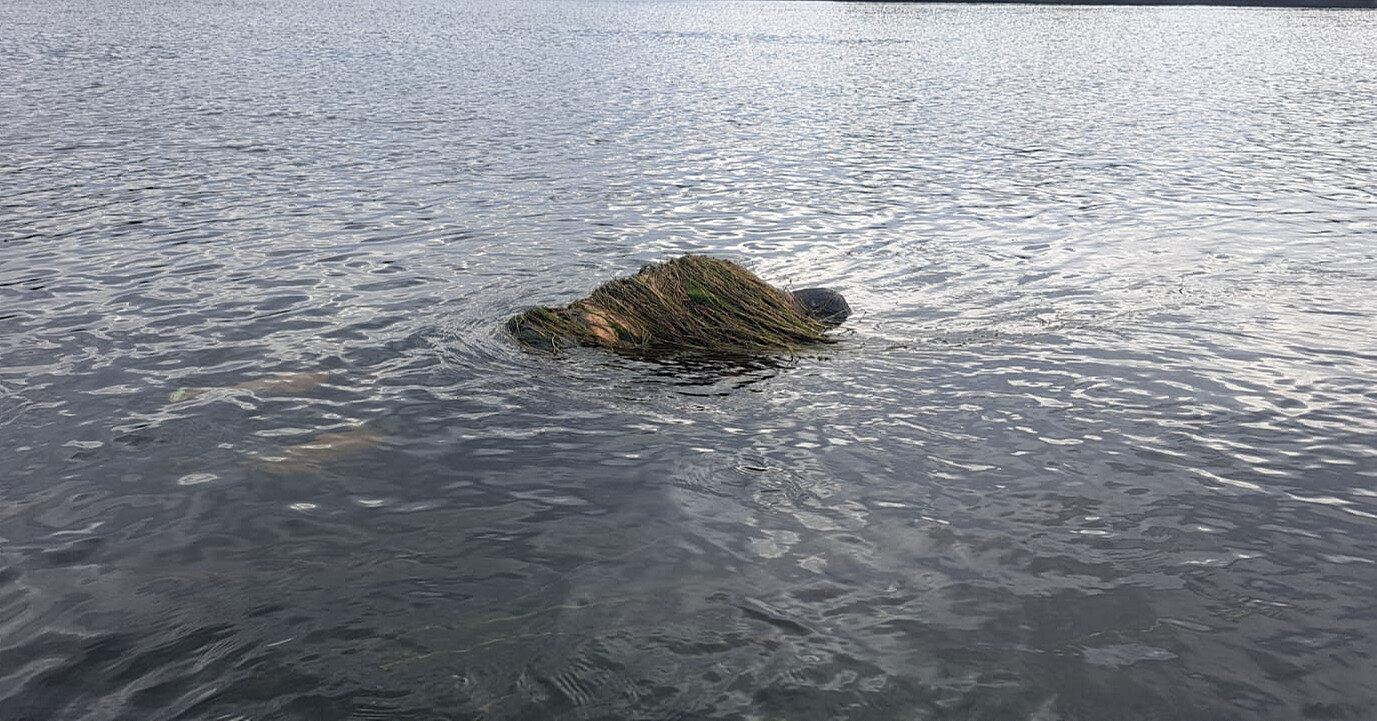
[507,255,834,356]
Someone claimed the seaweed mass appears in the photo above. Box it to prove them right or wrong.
[506,255,851,356]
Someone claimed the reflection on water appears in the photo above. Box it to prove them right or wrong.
[2,0,1376,719]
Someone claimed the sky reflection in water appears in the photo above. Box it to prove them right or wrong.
[1,1,1376,719]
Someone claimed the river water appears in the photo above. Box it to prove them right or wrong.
[3,1,1376,719]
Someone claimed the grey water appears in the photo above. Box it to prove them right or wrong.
[3,1,1376,719]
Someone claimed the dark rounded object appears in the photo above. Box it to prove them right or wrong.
[790,287,851,327]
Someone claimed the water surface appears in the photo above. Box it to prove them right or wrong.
[2,1,1376,719]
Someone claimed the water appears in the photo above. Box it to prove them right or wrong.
[2,1,1376,719]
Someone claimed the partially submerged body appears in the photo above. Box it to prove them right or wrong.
[506,255,850,355]
[169,371,334,403]
[166,372,382,472]
[166,257,845,473]
[250,425,386,474]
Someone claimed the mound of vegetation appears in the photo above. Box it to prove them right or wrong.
[507,255,838,355]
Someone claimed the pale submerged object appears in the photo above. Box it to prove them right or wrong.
[252,425,387,474]
[168,371,333,403]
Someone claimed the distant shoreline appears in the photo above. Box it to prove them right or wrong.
[842,0,1376,7]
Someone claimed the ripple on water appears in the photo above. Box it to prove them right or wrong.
[2,1,1377,720]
